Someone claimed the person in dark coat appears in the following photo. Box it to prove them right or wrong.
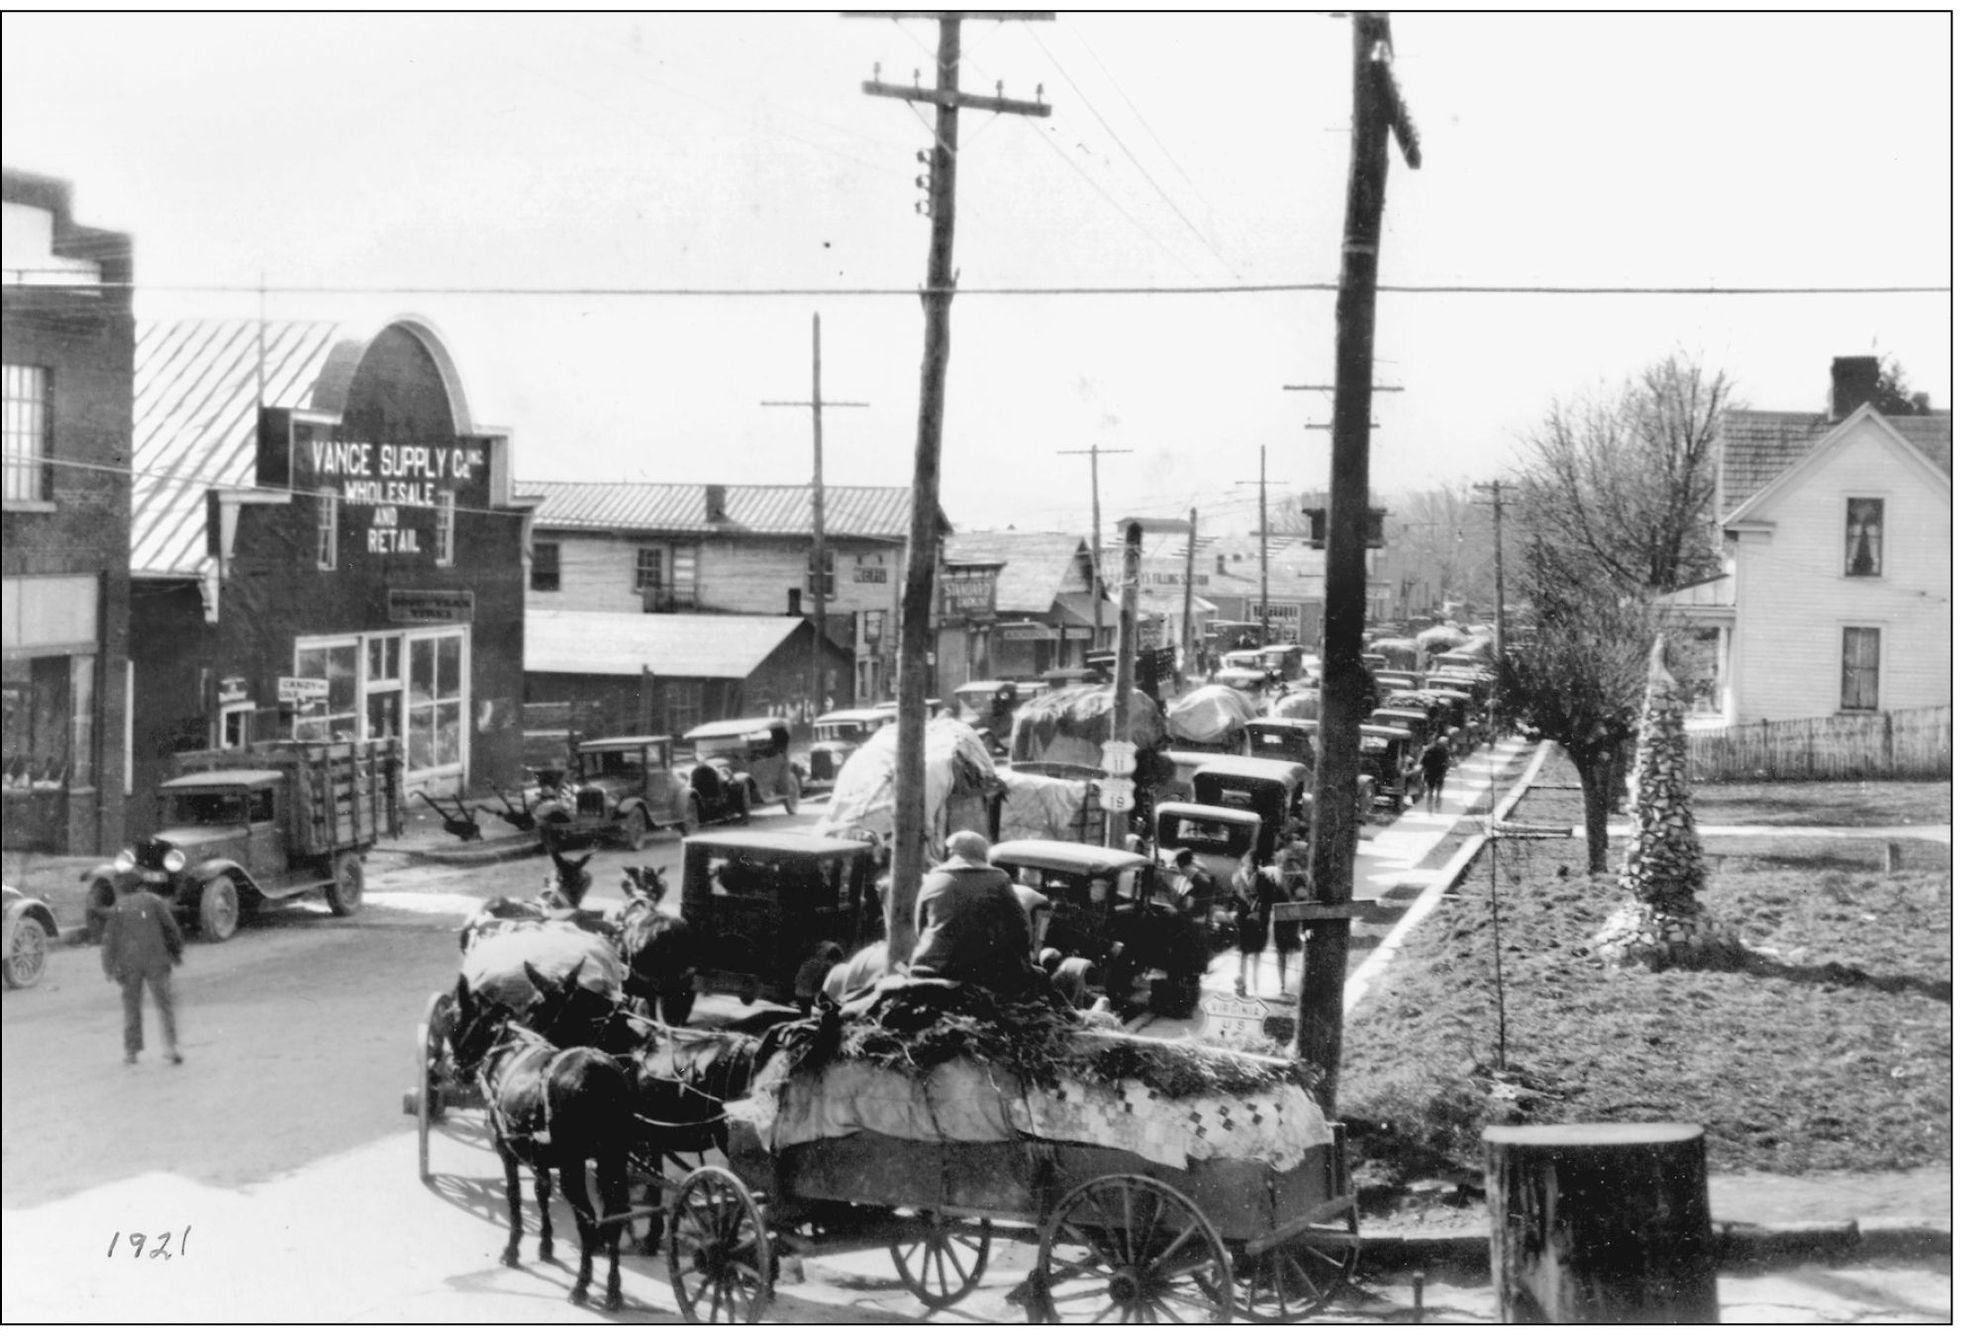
[1421,734,1452,812]
[909,831,1035,995]
[1231,854,1270,998]
[102,874,185,1065]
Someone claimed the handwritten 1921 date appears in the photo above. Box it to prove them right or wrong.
[108,1228,188,1260]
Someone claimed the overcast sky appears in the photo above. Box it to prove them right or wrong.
[1,11,1951,538]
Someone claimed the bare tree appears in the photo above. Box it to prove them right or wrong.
[1517,356,1730,594]
[1497,537,1663,873]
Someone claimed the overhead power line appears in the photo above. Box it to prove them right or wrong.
[2,274,1948,298]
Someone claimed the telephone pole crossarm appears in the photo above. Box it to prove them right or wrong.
[861,80,1051,117]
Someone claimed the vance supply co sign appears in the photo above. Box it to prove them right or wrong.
[262,410,493,564]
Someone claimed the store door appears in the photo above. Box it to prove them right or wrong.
[405,629,468,790]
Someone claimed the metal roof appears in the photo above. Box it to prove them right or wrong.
[943,531,1093,615]
[520,480,933,541]
[525,611,810,679]
[132,319,346,577]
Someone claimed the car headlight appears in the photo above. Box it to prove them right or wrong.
[113,849,136,874]
[162,848,187,873]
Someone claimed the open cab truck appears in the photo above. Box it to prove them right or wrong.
[87,739,401,943]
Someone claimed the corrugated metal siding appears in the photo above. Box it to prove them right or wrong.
[523,481,920,540]
[131,319,342,575]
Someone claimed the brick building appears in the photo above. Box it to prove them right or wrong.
[2,169,134,856]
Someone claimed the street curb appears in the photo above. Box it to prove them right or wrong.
[1354,1217,1953,1275]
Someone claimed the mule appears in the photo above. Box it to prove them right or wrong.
[615,867,702,1026]
[451,979,636,1310]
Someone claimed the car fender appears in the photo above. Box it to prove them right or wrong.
[82,861,131,892]
[5,898,60,944]
[189,858,263,901]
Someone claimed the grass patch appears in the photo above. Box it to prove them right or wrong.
[1692,778,1949,828]
[1338,838,1950,1187]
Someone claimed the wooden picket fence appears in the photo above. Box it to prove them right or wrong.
[1688,705,1951,782]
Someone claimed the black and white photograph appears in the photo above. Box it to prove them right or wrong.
[1,10,1949,1325]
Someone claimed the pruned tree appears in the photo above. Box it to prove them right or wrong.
[1496,537,1661,873]
[1517,356,1731,594]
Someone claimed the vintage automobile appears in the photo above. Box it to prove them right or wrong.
[1211,648,1270,697]
[4,884,58,989]
[680,830,881,1006]
[1371,706,1438,757]
[84,739,391,944]
[1269,689,1325,722]
[1188,755,1314,855]
[952,680,1021,753]
[805,708,896,792]
[532,734,698,850]
[990,839,1205,1017]
[1417,690,1477,752]
[1433,651,1491,674]
[1360,724,1424,809]
[1245,716,1322,769]
[676,717,803,825]
[1373,670,1424,696]
[1152,802,1263,903]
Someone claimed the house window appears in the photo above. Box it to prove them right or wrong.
[434,491,456,567]
[1844,498,1883,578]
[315,494,338,570]
[635,545,695,612]
[531,541,561,592]
[3,364,51,503]
[1840,627,1880,711]
[807,548,836,601]
[293,639,360,740]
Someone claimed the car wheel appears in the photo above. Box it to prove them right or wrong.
[324,853,364,916]
[620,805,650,852]
[680,797,700,837]
[3,916,49,989]
[738,787,753,826]
[782,774,801,815]
[199,876,241,942]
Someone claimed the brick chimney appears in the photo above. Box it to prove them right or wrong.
[1830,356,1879,421]
[705,484,727,522]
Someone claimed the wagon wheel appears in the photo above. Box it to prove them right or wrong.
[414,990,453,1183]
[887,1211,993,1309]
[1231,1221,1360,1323]
[667,1165,773,1324]
[1032,1173,1232,1323]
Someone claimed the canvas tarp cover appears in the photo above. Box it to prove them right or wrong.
[1010,684,1164,768]
[461,919,626,1014]
[817,715,999,841]
[734,1034,1330,1172]
[995,768,1095,843]
[1166,684,1258,745]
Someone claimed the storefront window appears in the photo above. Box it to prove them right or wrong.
[293,640,360,740]
[2,654,78,850]
[407,630,465,776]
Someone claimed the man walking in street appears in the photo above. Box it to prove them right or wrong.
[1421,733,1452,813]
[102,859,185,1065]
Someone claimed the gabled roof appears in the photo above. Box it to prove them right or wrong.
[1722,403,1953,529]
[519,481,934,541]
[132,319,344,576]
[943,531,1092,614]
[1720,406,1952,518]
[525,611,815,679]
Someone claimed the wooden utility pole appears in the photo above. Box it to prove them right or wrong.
[856,11,1051,964]
[1059,443,1132,654]
[1300,11,1421,1109]
[762,313,868,718]
[1235,447,1287,643]
[1179,507,1199,683]
[1106,522,1143,847]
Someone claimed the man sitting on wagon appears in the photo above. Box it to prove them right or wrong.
[909,831,1039,997]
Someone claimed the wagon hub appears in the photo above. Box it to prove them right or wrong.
[1109,1270,1149,1305]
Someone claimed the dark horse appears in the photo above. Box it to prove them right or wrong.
[615,866,703,1027]
[450,968,635,1310]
